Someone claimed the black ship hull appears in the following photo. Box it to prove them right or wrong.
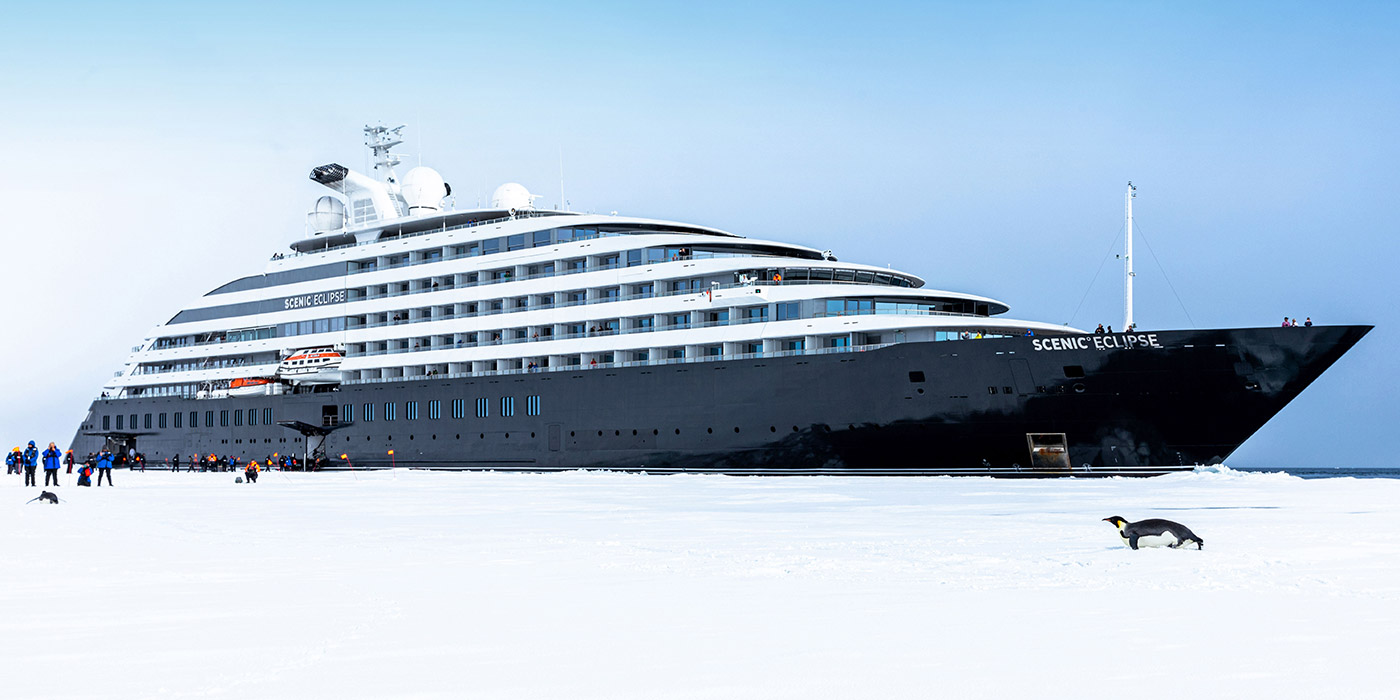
[70,325,1370,476]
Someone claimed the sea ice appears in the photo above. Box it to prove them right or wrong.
[2,468,1396,699]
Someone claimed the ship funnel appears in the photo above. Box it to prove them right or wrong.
[310,162,401,225]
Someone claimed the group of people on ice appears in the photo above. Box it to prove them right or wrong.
[7,441,113,487]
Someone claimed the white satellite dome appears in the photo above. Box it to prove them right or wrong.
[400,166,449,214]
[308,195,346,233]
[491,182,537,211]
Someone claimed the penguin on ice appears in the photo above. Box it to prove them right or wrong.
[1102,516,1204,550]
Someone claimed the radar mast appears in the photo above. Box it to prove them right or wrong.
[364,124,405,186]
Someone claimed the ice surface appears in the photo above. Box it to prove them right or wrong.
[2,469,1398,699]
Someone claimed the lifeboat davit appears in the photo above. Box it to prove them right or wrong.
[277,346,344,385]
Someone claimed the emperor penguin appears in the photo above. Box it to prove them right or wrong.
[1102,516,1204,550]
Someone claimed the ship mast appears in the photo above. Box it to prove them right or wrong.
[1124,181,1136,331]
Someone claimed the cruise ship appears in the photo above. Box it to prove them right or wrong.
[68,126,1371,475]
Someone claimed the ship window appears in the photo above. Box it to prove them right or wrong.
[144,413,152,429]
[1063,365,1085,378]
[428,400,441,420]
[298,321,313,335]
[988,387,998,395]
[533,230,552,247]
[220,410,229,427]
[501,397,515,417]
[343,404,353,423]
[482,238,500,255]
[406,401,418,420]
[775,302,799,321]
[385,402,397,421]
[451,398,465,419]
[507,234,526,251]
[476,398,489,418]
[173,412,182,429]
[908,371,925,383]
[205,411,214,427]
[234,411,242,427]
[527,395,540,416]
[189,411,198,428]
[363,403,374,422]
[159,413,167,429]
[114,414,123,430]
[263,408,273,425]
[247,408,257,426]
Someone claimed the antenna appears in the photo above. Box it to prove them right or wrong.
[1124,181,1137,331]
[559,147,566,211]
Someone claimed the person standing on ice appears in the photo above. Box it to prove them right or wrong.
[22,441,39,487]
[96,448,114,486]
[41,442,61,487]
[65,450,74,474]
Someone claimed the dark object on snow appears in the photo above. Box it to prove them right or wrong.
[1103,516,1204,550]
[235,476,244,483]
[27,491,60,505]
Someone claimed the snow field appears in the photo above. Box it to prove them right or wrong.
[2,467,1398,699]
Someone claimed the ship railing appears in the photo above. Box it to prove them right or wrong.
[338,306,998,358]
[281,210,563,260]
[343,341,898,385]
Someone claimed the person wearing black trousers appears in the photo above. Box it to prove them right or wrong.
[22,441,38,487]
[96,448,115,486]
[42,442,61,487]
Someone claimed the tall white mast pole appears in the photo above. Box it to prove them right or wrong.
[1124,181,1137,331]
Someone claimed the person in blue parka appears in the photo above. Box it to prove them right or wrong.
[96,448,115,487]
[23,441,39,487]
[42,442,61,487]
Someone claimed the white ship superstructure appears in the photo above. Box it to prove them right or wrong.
[106,126,1067,401]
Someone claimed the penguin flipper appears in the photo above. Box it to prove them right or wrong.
[1128,535,1139,550]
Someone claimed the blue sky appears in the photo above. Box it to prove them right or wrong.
[1,1,1395,465]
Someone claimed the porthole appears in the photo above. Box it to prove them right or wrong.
[614,430,620,436]
[432,435,436,440]
[505,433,510,438]
[733,427,740,433]
[570,431,576,437]
[770,426,776,432]
[916,388,925,394]
[409,435,414,440]
[1074,383,1086,393]
[387,436,392,441]
[848,424,856,431]
[455,434,460,440]
[652,429,658,436]
[597,430,603,437]
[792,426,799,432]
[530,432,536,438]
[480,433,485,439]
[366,436,371,441]
[707,428,713,434]
[632,429,637,436]
[674,429,680,435]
